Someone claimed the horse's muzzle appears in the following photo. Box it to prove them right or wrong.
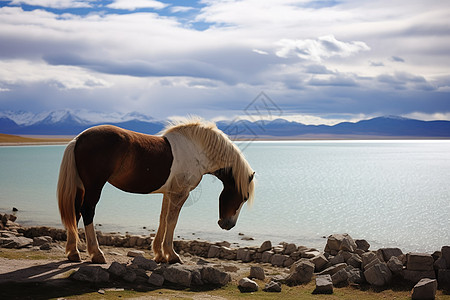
[218,218,236,230]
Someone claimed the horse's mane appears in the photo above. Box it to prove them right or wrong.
[161,117,255,204]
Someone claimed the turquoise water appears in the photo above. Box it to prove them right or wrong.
[1,140,449,253]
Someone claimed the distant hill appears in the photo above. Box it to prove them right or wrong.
[0,110,449,138]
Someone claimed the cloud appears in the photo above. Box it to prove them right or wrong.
[391,56,405,62]
[106,0,167,11]
[170,6,196,13]
[9,0,92,9]
[275,35,370,62]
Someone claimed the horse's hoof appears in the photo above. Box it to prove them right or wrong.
[91,253,107,264]
[154,255,167,264]
[67,252,81,262]
[168,255,183,264]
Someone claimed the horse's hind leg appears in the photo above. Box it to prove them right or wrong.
[153,194,169,263]
[81,187,106,264]
[66,188,83,262]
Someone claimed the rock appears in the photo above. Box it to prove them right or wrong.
[258,240,272,252]
[241,235,254,241]
[207,245,221,258]
[249,266,265,280]
[313,274,333,294]
[33,236,52,246]
[261,251,273,263]
[72,266,110,283]
[162,265,192,287]
[310,254,329,271]
[283,257,295,267]
[355,239,370,252]
[404,270,436,284]
[132,256,157,271]
[347,253,362,269]
[201,266,231,286]
[434,257,447,271]
[284,243,297,255]
[332,268,349,286]
[108,262,127,277]
[303,250,321,259]
[1,235,33,249]
[271,254,287,267]
[12,207,18,212]
[412,278,437,300]
[127,250,145,257]
[378,248,403,262]
[39,243,51,250]
[387,256,403,274]
[441,246,450,269]
[347,267,364,284]
[340,235,357,252]
[285,259,315,286]
[361,251,378,270]
[148,272,165,286]
[263,281,282,293]
[325,234,355,254]
[329,252,345,265]
[364,262,392,286]
[438,269,450,291]
[407,253,434,271]
[317,263,347,276]
[122,269,137,283]
[237,248,252,262]
[238,278,259,293]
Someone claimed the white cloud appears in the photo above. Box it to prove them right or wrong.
[106,0,167,11]
[275,35,370,62]
[170,6,195,13]
[9,0,92,9]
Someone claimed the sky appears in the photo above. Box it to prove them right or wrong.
[0,0,449,124]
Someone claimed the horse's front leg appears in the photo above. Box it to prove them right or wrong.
[162,192,189,264]
[153,194,170,263]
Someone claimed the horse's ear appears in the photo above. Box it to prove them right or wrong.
[249,171,255,183]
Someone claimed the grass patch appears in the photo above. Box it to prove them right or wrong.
[0,249,64,260]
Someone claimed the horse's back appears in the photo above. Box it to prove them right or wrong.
[75,125,173,194]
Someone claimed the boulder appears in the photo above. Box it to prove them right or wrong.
[263,280,282,293]
[310,254,329,271]
[258,240,272,252]
[347,267,364,284]
[303,250,321,259]
[364,262,392,286]
[361,252,378,270]
[261,251,273,263]
[249,266,265,280]
[434,257,447,271]
[33,236,52,246]
[148,272,165,287]
[39,243,51,250]
[340,235,357,253]
[438,269,450,291]
[378,248,403,262]
[122,269,137,283]
[332,268,349,286]
[237,248,252,262]
[1,236,33,249]
[404,270,436,284]
[127,250,145,257]
[387,256,403,274]
[207,245,221,258]
[284,243,297,255]
[317,263,347,277]
[131,256,157,271]
[355,239,370,252]
[347,253,362,269]
[72,266,109,283]
[325,234,346,254]
[285,259,315,286]
[238,278,259,293]
[411,278,437,300]
[407,253,434,271]
[108,262,127,277]
[201,266,231,286]
[441,246,450,269]
[329,252,345,265]
[270,254,287,267]
[313,274,333,294]
[162,265,192,287]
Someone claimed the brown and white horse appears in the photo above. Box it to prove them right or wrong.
[57,119,255,264]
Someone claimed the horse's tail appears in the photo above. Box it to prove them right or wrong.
[57,138,83,245]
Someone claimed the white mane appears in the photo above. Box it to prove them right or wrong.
[162,117,255,204]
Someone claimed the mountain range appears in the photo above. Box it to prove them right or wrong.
[1,110,450,138]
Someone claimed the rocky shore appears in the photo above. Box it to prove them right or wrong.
[1,212,450,299]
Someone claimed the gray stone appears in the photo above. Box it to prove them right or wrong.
[310,254,329,271]
[72,266,110,283]
[412,278,437,300]
[355,239,370,252]
[347,268,364,284]
[329,252,345,265]
[404,270,436,284]
[258,240,272,252]
[361,252,379,270]
[347,254,362,269]
[332,268,349,286]
[407,253,434,271]
[33,236,52,246]
[434,257,447,270]
[364,262,392,286]
[438,269,450,291]
[108,262,127,277]
[441,246,450,269]
[207,245,221,258]
[238,277,259,292]
[1,236,33,249]
[132,256,157,271]
[189,268,203,286]
[263,281,282,292]
[340,235,357,253]
[237,248,252,262]
[147,272,165,286]
[271,254,287,267]
[261,251,273,263]
[39,243,51,250]
[303,250,321,259]
[201,266,231,286]
[379,248,403,262]
[313,274,333,294]
[249,266,265,280]
[162,265,192,287]
[284,243,297,255]
[317,263,347,276]
[285,259,315,286]
[122,269,137,283]
[325,234,346,254]
[127,250,145,257]
[387,256,403,274]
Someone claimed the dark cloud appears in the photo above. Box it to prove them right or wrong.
[391,56,405,62]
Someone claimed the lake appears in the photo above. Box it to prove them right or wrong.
[1,140,449,253]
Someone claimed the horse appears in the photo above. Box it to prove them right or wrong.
[57,118,255,264]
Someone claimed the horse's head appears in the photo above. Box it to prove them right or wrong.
[213,168,255,230]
